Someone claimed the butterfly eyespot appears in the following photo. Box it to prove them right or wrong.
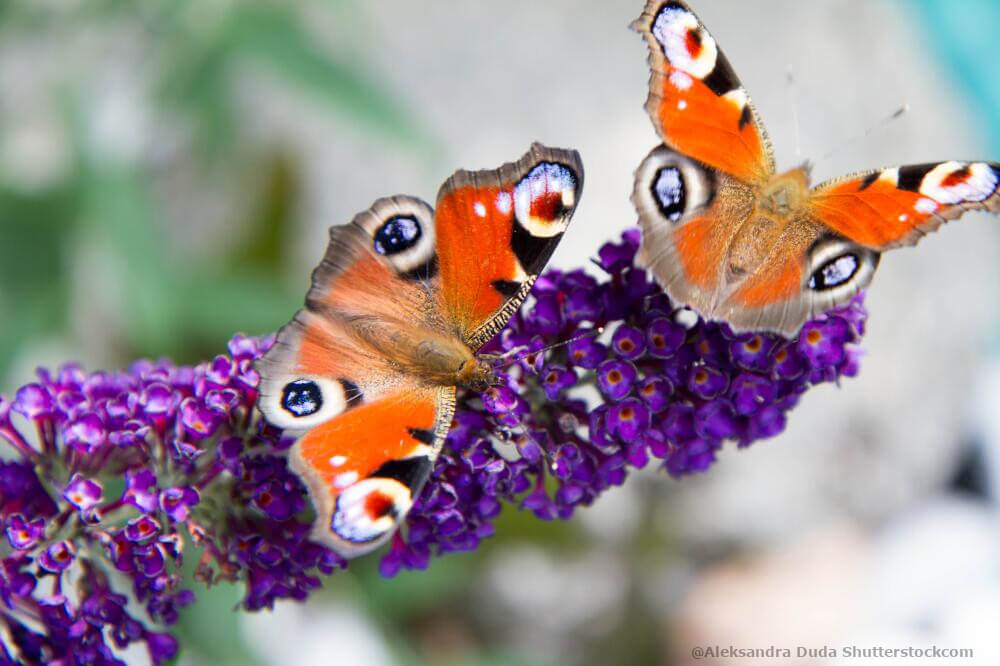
[373,216,422,256]
[652,166,686,221]
[331,478,413,545]
[281,379,323,416]
[513,162,578,238]
[634,146,714,226]
[258,374,351,429]
[804,237,880,301]
[808,254,859,290]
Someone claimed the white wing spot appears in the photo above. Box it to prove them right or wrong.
[721,89,748,111]
[495,191,513,214]
[897,213,908,222]
[677,100,688,110]
[333,471,359,489]
[329,455,347,467]
[669,70,693,91]
[473,201,487,217]
[914,198,938,214]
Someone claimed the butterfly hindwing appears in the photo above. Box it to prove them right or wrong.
[634,145,756,317]
[288,387,454,556]
[435,143,584,348]
[632,0,774,184]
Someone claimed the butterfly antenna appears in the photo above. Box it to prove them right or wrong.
[817,104,910,164]
[496,326,605,369]
[787,65,803,160]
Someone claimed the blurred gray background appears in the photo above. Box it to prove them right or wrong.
[1,1,999,664]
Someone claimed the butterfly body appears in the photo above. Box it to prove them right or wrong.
[256,144,583,556]
[633,0,1000,335]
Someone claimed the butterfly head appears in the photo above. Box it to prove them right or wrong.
[457,356,497,393]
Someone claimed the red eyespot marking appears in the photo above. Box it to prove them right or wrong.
[693,368,708,384]
[744,336,762,353]
[620,406,635,420]
[774,349,788,362]
[641,383,655,396]
[697,340,710,355]
[685,28,702,59]
[651,334,665,349]
[805,329,823,345]
[941,166,971,187]
[530,191,563,221]
[619,339,635,353]
[365,492,395,520]
[607,370,623,384]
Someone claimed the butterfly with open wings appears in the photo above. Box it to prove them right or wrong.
[255,144,583,557]
[631,0,1000,336]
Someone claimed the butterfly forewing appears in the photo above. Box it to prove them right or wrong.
[434,143,584,349]
[632,0,775,184]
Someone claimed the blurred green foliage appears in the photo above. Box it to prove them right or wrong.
[0,0,431,388]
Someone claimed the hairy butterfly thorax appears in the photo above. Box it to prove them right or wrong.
[255,143,583,556]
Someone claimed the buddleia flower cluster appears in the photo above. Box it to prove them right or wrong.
[0,230,866,662]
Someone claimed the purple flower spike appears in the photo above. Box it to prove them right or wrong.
[159,486,200,522]
[612,325,646,360]
[12,384,55,420]
[729,373,779,416]
[125,515,162,544]
[5,514,45,550]
[63,474,104,514]
[146,631,179,666]
[179,398,223,440]
[541,366,577,400]
[696,401,740,440]
[687,365,729,400]
[730,333,777,373]
[252,481,295,521]
[63,414,106,453]
[773,344,808,380]
[637,376,674,412]
[124,469,159,513]
[567,334,607,369]
[39,540,75,573]
[607,399,650,442]
[597,360,638,401]
[526,293,564,336]
[598,236,637,272]
[0,230,869,655]
[798,318,851,368]
[646,317,685,358]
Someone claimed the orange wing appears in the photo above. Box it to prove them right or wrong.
[256,197,453,558]
[632,0,774,184]
[434,143,583,348]
[288,387,454,557]
[809,161,1000,249]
